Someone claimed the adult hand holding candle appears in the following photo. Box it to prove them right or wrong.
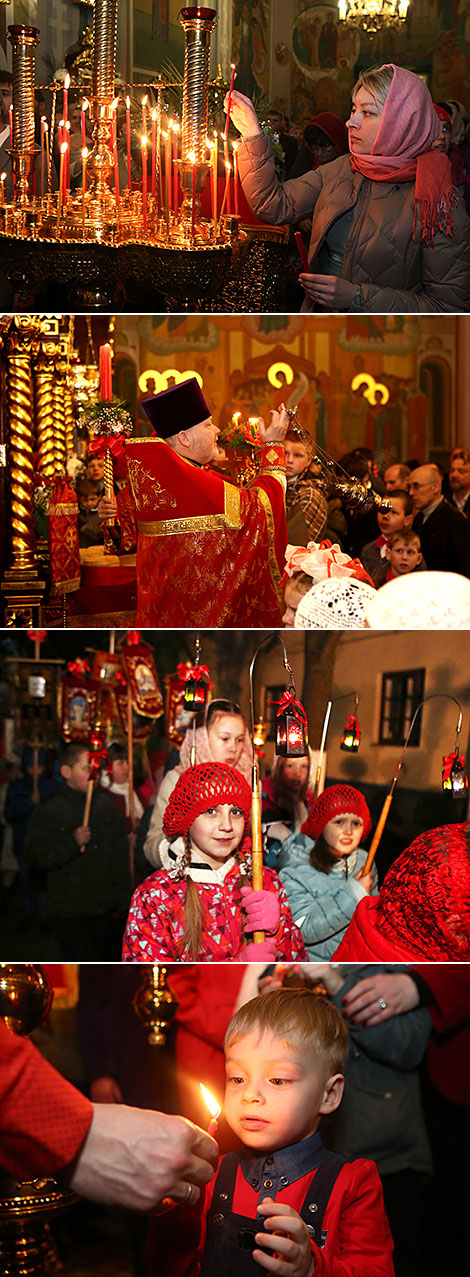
[200,1084,221,1137]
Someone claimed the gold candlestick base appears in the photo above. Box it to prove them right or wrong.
[133,965,179,1047]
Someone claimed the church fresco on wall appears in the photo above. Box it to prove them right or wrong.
[290,0,470,120]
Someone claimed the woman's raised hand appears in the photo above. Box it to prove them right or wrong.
[224,90,262,139]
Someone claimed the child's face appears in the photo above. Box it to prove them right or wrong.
[323,813,364,858]
[224,1029,343,1150]
[282,757,310,789]
[207,714,246,768]
[190,804,245,868]
[112,758,129,784]
[285,442,310,479]
[377,497,410,538]
[79,491,99,511]
[61,752,91,792]
[387,539,422,576]
[282,579,306,627]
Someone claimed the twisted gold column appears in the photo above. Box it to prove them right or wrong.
[64,384,75,459]
[86,0,119,224]
[4,317,40,575]
[33,341,61,479]
[52,357,67,475]
[180,7,217,162]
[8,24,40,206]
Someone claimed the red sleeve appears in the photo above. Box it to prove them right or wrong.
[313,1160,395,1277]
[102,482,137,553]
[0,1020,93,1178]
[411,965,470,1032]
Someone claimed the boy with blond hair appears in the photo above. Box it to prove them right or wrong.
[149,987,394,1276]
[384,528,423,581]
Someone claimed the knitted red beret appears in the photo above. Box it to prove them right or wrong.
[163,762,252,839]
[302,785,371,841]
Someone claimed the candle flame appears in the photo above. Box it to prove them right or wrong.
[141,95,148,107]
[225,161,231,172]
[200,1084,221,1121]
[152,108,157,122]
[187,150,196,163]
[112,97,119,112]
[64,73,70,90]
[41,114,47,123]
[126,95,131,110]
[173,121,180,134]
[60,142,68,155]
[82,147,88,160]
[1,172,6,181]
[232,412,241,423]
[141,134,148,148]
[65,120,71,133]
[82,98,89,111]
[248,417,260,425]
[232,141,238,153]
[59,119,65,128]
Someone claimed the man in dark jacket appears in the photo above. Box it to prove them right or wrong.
[409,464,470,577]
[4,745,59,923]
[24,741,131,959]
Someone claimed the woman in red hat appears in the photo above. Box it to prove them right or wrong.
[226,63,470,313]
[278,784,377,959]
[122,762,308,962]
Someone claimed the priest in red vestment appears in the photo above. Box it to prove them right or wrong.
[99,378,288,626]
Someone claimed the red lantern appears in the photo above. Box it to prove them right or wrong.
[340,715,361,753]
[442,750,468,798]
[273,691,308,758]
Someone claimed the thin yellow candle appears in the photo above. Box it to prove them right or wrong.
[56,141,68,231]
[0,172,5,206]
[217,160,231,234]
[81,147,88,233]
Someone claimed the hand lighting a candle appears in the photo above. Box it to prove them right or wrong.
[200,1084,221,1137]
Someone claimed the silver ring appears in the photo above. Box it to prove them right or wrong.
[378,998,387,1011]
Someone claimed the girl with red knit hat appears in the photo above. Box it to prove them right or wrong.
[122,762,308,962]
[278,784,377,959]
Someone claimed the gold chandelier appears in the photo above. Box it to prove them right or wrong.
[338,0,410,32]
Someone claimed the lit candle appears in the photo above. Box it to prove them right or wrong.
[222,132,231,215]
[40,117,46,197]
[218,161,231,231]
[8,104,12,147]
[0,172,5,206]
[200,1084,221,1137]
[188,150,197,239]
[44,122,49,184]
[141,94,148,138]
[81,98,89,151]
[151,108,157,199]
[56,141,68,230]
[164,130,170,234]
[141,135,148,234]
[82,147,88,231]
[172,120,179,214]
[224,63,236,138]
[126,96,132,189]
[65,120,71,191]
[63,72,70,126]
[232,141,239,217]
[212,130,218,237]
[112,116,120,207]
[99,343,113,401]
[58,118,64,151]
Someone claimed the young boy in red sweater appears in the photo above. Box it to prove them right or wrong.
[148,987,395,1277]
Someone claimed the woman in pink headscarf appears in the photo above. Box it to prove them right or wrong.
[226,64,470,313]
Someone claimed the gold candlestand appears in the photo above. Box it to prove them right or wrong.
[8,25,39,208]
[133,966,179,1048]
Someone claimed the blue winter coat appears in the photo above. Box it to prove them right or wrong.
[279,833,378,960]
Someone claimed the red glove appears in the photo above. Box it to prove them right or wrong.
[243,939,278,961]
[241,887,280,936]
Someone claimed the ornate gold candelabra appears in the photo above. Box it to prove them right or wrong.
[0,965,77,1277]
[0,0,240,306]
[133,966,179,1048]
[8,25,39,209]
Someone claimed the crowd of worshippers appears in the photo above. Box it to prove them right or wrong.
[2,699,469,964]
[281,437,470,629]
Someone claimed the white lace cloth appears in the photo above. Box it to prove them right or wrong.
[294,577,376,629]
[364,570,470,630]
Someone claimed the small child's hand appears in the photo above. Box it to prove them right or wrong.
[355,869,374,895]
[253,1198,313,1277]
[74,824,91,851]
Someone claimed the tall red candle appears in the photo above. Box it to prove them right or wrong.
[141,137,148,234]
[63,72,70,127]
[112,117,120,207]
[151,110,157,199]
[81,99,88,151]
[99,344,113,401]
[172,122,179,214]
[224,63,235,138]
[126,96,132,189]
[189,151,196,238]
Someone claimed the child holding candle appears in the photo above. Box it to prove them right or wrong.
[122,762,307,962]
[278,785,377,960]
[147,986,395,1277]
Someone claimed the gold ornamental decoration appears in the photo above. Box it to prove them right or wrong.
[3,315,41,576]
[133,965,179,1048]
[33,341,62,479]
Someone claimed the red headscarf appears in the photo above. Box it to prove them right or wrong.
[349,64,457,244]
[163,762,252,839]
[302,784,371,841]
[334,822,470,961]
